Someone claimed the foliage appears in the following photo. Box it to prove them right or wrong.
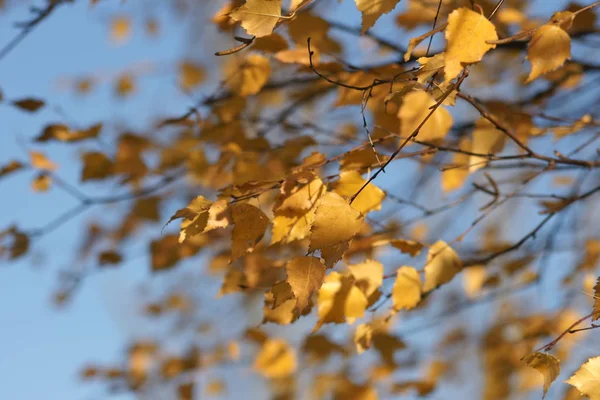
[2,0,600,398]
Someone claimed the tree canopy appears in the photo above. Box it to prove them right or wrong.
[2,0,600,399]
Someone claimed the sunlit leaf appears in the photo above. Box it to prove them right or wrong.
[444,7,498,82]
[423,241,462,292]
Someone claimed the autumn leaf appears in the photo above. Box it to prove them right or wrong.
[444,7,498,82]
[253,338,297,378]
[309,192,364,267]
[397,90,453,142]
[470,117,506,172]
[390,239,424,257]
[111,16,131,44]
[31,173,52,192]
[355,0,402,33]
[333,171,385,215]
[285,256,326,313]
[526,21,571,83]
[178,61,205,91]
[228,0,282,38]
[81,152,114,181]
[224,54,271,96]
[12,98,45,112]
[442,138,471,192]
[315,272,368,331]
[423,241,462,292]
[30,151,57,171]
[231,203,270,260]
[0,160,24,179]
[348,259,383,299]
[522,352,560,398]
[392,266,422,311]
[566,356,600,399]
[169,196,213,243]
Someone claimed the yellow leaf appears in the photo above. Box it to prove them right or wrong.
[333,171,385,214]
[470,117,506,172]
[253,339,297,378]
[228,0,282,38]
[392,266,422,311]
[566,356,600,399]
[205,380,224,396]
[115,74,135,97]
[275,47,317,66]
[463,265,486,298]
[355,0,402,33]
[36,123,102,143]
[168,196,213,243]
[0,160,24,179]
[397,90,453,142]
[31,173,51,192]
[179,61,205,91]
[442,138,471,192]
[526,23,571,83]
[444,7,498,81]
[231,203,270,260]
[415,53,445,83]
[309,192,364,266]
[224,54,271,96]
[315,272,368,330]
[111,16,131,44]
[423,240,462,292]
[30,151,57,171]
[349,260,383,298]
[285,256,326,313]
[522,352,560,398]
[12,98,45,112]
[390,239,424,257]
[81,152,114,181]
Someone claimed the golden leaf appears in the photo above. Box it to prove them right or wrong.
[285,256,326,313]
[392,266,422,311]
[444,7,498,82]
[526,23,571,83]
[228,0,282,38]
[224,54,271,96]
[309,192,364,266]
[315,272,368,330]
[566,356,600,399]
[522,352,560,398]
[111,16,131,44]
[355,0,402,33]
[397,90,453,142]
[30,151,57,171]
[442,138,471,192]
[275,47,317,66]
[12,97,45,112]
[333,171,385,215]
[423,240,462,292]
[390,239,424,257]
[349,260,383,299]
[179,61,205,91]
[169,196,213,243]
[231,202,270,260]
[463,265,486,298]
[253,338,297,378]
[31,173,52,192]
[470,117,506,172]
[0,160,24,179]
[81,152,114,181]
